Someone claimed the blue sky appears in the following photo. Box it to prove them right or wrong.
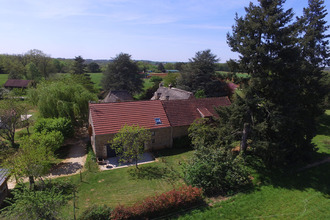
[0,0,329,62]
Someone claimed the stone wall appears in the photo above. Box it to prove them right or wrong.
[172,125,190,138]
[92,125,190,159]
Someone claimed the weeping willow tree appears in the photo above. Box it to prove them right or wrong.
[29,78,98,125]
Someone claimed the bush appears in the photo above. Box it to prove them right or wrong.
[34,117,74,138]
[184,149,251,196]
[111,185,203,220]
[79,205,112,220]
[0,185,69,220]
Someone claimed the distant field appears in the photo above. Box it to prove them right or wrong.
[216,71,250,78]
[0,74,8,86]
[88,72,103,90]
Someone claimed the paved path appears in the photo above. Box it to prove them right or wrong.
[7,132,88,189]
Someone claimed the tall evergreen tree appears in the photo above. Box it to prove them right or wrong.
[294,0,330,155]
[226,0,321,167]
[177,49,228,97]
[102,53,143,94]
[72,56,86,75]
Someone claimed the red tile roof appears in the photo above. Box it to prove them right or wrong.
[89,100,170,135]
[4,79,32,88]
[161,97,231,127]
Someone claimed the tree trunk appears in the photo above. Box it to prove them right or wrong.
[240,123,250,153]
[29,176,35,190]
[135,155,139,169]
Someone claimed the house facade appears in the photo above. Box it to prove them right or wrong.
[89,97,231,159]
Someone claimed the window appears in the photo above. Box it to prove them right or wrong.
[154,118,162,125]
[151,131,155,136]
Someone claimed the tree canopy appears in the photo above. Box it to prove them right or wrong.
[28,77,98,125]
[72,56,86,75]
[177,49,228,97]
[111,125,151,169]
[102,53,143,94]
[225,0,329,167]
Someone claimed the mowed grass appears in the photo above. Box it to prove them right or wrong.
[0,74,8,86]
[176,110,330,220]
[59,147,194,218]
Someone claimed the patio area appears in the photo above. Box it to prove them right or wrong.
[98,152,155,171]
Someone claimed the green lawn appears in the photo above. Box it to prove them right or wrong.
[0,74,8,86]
[176,110,330,220]
[58,147,194,219]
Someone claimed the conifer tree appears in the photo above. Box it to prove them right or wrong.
[102,53,143,94]
[226,0,326,167]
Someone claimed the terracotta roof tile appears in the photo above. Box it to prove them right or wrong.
[89,100,170,135]
[161,97,231,127]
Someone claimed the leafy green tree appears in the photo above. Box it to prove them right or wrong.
[163,72,179,87]
[0,185,68,220]
[174,62,185,71]
[102,53,143,94]
[34,117,74,138]
[4,131,63,189]
[164,63,174,70]
[157,63,165,73]
[177,49,228,97]
[25,62,42,81]
[53,59,67,73]
[0,100,27,147]
[111,125,151,169]
[25,49,55,78]
[72,56,86,75]
[88,62,101,73]
[184,118,251,195]
[28,78,98,125]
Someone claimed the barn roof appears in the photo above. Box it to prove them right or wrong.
[89,100,170,135]
[161,97,231,127]
[4,79,32,88]
[89,97,231,136]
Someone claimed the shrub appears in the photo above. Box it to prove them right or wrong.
[184,149,251,196]
[34,117,74,138]
[111,185,203,220]
[78,205,112,220]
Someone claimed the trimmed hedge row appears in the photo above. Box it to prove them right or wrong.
[111,185,203,220]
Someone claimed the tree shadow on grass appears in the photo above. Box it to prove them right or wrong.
[153,146,193,158]
[128,166,169,180]
[128,165,180,181]
[317,112,330,136]
[253,162,330,196]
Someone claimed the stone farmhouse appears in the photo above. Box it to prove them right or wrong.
[151,84,194,100]
[102,90,134,103]
[89,97,231,159]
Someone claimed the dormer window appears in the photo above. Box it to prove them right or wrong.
[154,118,162,125]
